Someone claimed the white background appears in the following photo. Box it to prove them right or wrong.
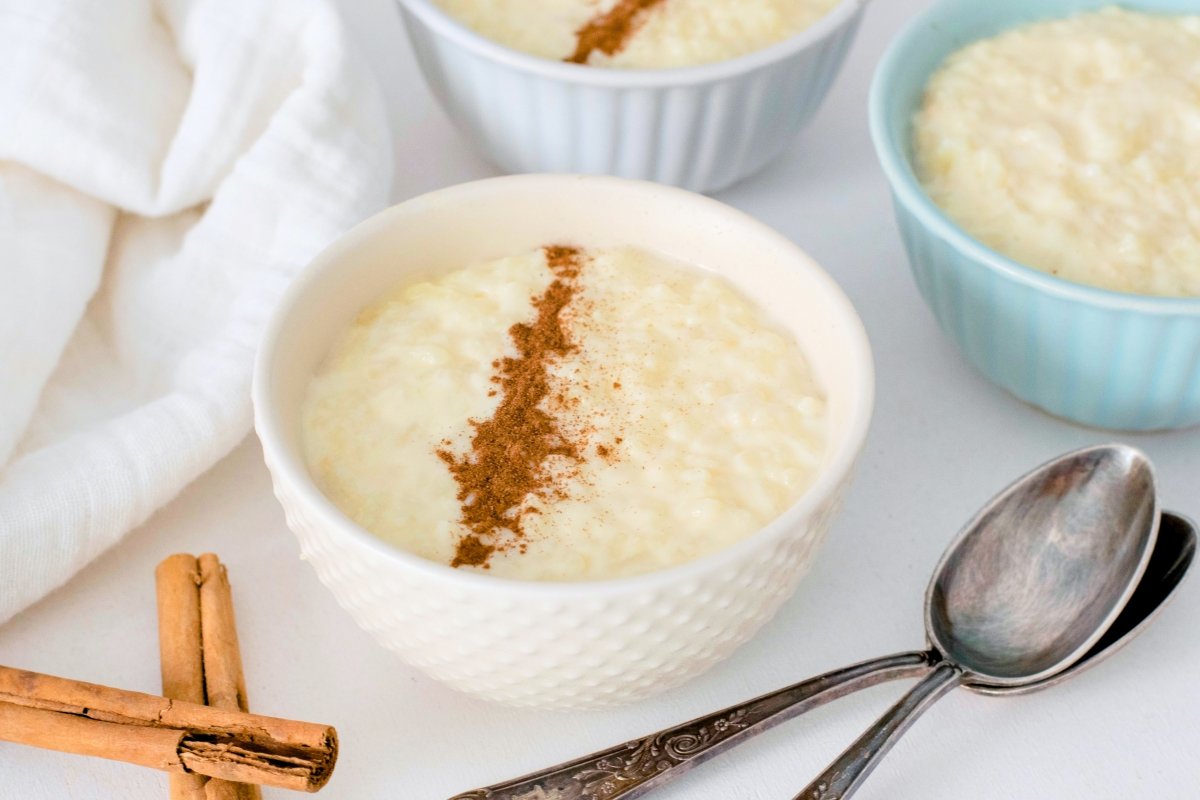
[3,0,1198,797]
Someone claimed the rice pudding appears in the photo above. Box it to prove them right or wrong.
[301,245,827,581]
[431,0,843,69]
[914,7,1200,297]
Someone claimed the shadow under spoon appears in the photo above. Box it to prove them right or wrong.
[450,447,1190,800]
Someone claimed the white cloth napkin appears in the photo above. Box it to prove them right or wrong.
[0,0,393,624]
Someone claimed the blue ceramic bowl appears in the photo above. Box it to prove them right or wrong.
[870,0,1200,431]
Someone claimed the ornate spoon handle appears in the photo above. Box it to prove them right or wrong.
[449,651,932,800]
[793,661,963,800]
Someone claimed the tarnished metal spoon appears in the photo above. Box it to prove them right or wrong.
[973,509,1193,697]
[793,443,1159,800]
[449,445,1174,800]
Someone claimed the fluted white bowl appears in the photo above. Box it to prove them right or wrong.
[396,0,867,193]
[253,175,874,709]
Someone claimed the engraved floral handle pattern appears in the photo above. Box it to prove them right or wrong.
[447,652,932,800]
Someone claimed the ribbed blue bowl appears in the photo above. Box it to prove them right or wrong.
[869,0,1200,431]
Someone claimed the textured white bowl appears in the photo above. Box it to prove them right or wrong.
[253,175,874,709]
[395,0,867,193]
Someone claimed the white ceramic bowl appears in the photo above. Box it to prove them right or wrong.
[254,175,874,709]
[395,0,867,193]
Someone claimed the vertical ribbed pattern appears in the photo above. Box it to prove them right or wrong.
[894,197,1200,431]
[399,4,864,193]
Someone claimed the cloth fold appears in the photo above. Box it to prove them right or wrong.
[0,0,393,624]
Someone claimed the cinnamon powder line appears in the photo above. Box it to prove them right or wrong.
[438,246,589,568]
[568,0,669,65]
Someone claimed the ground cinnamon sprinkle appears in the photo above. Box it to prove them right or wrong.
[567,0,668,65]
[439,245,589,568]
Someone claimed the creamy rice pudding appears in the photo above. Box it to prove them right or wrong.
[914,7,1200,297]
[301,245,826,581]
[432,0,842,69]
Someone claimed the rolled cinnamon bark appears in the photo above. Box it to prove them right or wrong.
[0,702,190,771]
[0,666,337,792]
[197,554,261,800]
[156,554,211,800]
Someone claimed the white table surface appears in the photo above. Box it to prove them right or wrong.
[3,0,1198,797]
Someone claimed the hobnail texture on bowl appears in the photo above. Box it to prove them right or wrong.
[270,462,848,708]
[395,0,865,193]
[870,0,1200,432]
[254,175,874,708]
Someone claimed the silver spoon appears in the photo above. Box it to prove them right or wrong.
[793,443,1159,800]
[974,508,1193,697]
[449,445,1172,800]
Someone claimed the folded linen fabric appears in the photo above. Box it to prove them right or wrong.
[0,0,392,623]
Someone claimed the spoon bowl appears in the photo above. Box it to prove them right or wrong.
[929,444,1158,686]
[975,510,1195,696]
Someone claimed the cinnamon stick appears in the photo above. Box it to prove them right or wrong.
[0,666,337,792]
[197,554,261,800]
[0,702,191,771]
[157,554,210,799]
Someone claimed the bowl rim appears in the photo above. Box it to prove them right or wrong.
[868,0,1200,314]
[393,0,868,88]
[253,174,875,597]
